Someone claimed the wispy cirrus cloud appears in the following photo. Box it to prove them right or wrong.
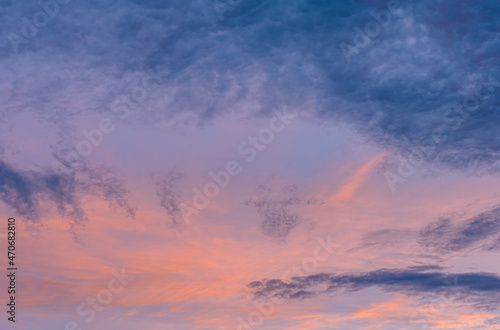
[419,205,500,253]
[0,160,135,225]
[355,205,500,255]
[152,170,185,225]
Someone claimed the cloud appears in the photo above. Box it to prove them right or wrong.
[485,316,500,325]
[355,205,500,255]
[351,228,415,251]
[1,0,499,177]
[248,266,500,311]
[152,170,185,225]
[0,160,135,224]
[327,152,389,202]
[245,183,302,239]
[418,205,500,253]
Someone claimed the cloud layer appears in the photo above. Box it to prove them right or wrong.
[1,0,499,175]
[248,266,500,311]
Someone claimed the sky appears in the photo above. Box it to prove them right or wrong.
[1,0,500,329]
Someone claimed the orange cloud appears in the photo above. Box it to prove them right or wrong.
[327,151,389,203]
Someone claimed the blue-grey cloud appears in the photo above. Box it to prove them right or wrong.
[419,206,500,252]
[248,266,500,310]
[355,205,500,255]
[0,160,135,224]
[352,228,415,251]
[485,317,500,325]
[1,0,499,176]
[245,183,302,239]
